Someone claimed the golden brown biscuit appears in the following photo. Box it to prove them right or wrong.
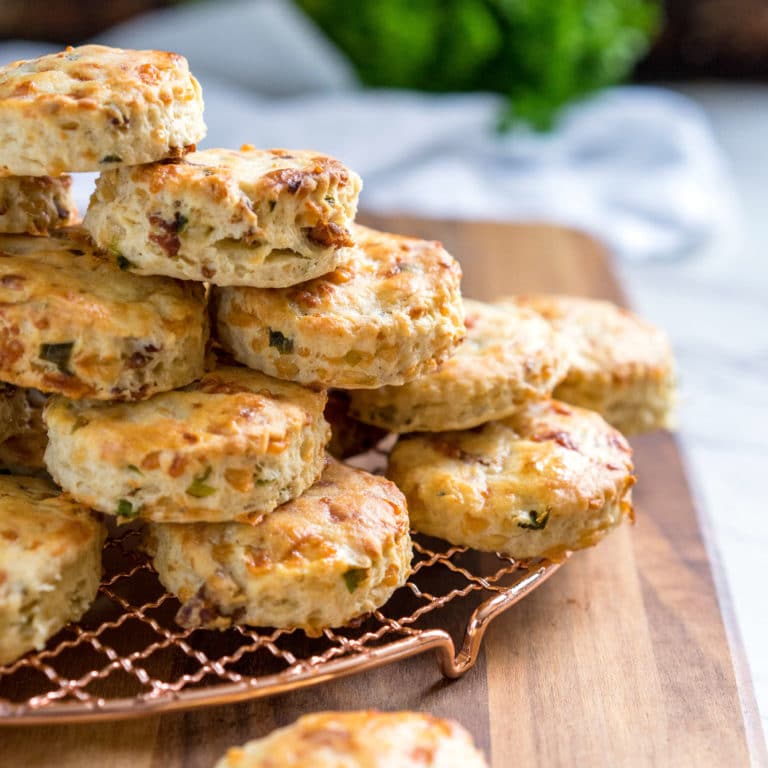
[0,45,205,176]
[0,475,106,665]
[215,711,488,768]
[349,298,567,432]
[388,400,635,560]
[0,175,77,234]
[84,147,361,286]
[497,295,676,434]
[44,367,330,523]
[0,229,208,400]
[145,459,411,634]
[213,224,465,388]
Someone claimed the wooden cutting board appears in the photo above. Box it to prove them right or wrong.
[3,217,765,767]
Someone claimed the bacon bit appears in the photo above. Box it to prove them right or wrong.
[127,352,150,369]
[182,432,199,444]
[531,430,579,451]
[0,274,25,288]
[148,213,185,257]
[201,265,216,279]
[168,454,188,478]
[265,168,306,194]
[304,222,353,248]
[141,451,161,470]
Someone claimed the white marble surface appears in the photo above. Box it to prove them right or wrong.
[618,83,768,742]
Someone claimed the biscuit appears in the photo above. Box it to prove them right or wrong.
[213,224,465,388]
[215,711,488,768]
[0,388,49,475]
[145,458,411,634]
[349,298,567,432]
[84,147,361,286]
[388,400,635,560]
[0,175,77,234]
[0,475,106,665]
[497,295,676,434]
[44,367,329,523]
[0,45,205,176]
[325,390,387,459]
[0,229,208,400]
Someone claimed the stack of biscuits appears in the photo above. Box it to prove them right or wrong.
[0,45,676,667]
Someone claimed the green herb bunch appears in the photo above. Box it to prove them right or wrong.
[296,0,660,130]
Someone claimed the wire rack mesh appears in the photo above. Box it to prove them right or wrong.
[0,444,567,724]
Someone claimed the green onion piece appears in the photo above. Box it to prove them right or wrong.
[40,342,74,375]
[342,567,367,594]
[517,509,550,530]
[268,329,294,354]
[116,499,138,519]
[186,466,216,498]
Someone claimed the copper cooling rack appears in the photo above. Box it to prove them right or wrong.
[0,445,567,724]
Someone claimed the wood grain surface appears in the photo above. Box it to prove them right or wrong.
[3,217,765,767]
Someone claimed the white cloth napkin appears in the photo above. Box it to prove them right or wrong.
[0,0,737,261]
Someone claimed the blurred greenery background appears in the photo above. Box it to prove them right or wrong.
[297,0,660,130]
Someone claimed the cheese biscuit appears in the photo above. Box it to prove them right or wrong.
[215,711,488,768]
[0,475,106,665]
[84,147,361,286]
[350,298,567,432]
[0,45,204,176]
[146,459,411,635]
[213,225,465,388]
[388,400,635,560]
[497,295,675,434]
[44,367,329,523]
[0,229,207,400]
